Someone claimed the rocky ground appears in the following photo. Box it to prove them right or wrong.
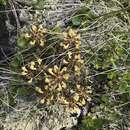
[0,0,86,130]
[1,0,130,130]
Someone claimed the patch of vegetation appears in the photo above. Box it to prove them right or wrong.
[1,0,130,129]
[0,0,7,5]
[11,24,92,113]
[71,0,130,130]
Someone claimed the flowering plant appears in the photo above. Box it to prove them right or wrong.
[13,25,92,113]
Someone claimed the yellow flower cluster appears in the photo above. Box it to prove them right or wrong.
[60,29,84,76]
[21,58,43,84]
[34,65,70,105]
[58,84,92,108]
[60,29,81,49]
[63,51,84,76]
[45,65,69,91]
[72,85,92,106]
[24,25,46,47]
[20,27,92,113]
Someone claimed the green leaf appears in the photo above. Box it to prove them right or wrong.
[0,0,7,5]
[101,95,109,104]
[11,55,22,68]
[118,81,129,93]
[17,87,31,96]
[72,16,81,26]
[77,6,90,14]
[126,55,130,65]
[93,118,105,129]
[107,71,118,80]
[82,116,108,130]
[122,73,130,85]
[17,35,27,48]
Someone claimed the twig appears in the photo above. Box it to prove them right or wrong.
[9,0,21,32]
